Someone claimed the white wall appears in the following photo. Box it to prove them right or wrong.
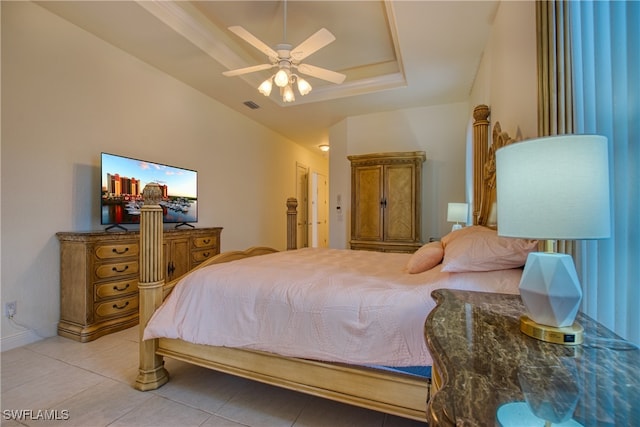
[463,0,537,229]
[328,102,470,248]
[1,2,327,349]
[327,120,350,248]
[470,0,538,139]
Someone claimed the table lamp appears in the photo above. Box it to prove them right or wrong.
[496,135,610,345]
[447,202,468,231]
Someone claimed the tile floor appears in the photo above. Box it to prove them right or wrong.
[1,327,426,426]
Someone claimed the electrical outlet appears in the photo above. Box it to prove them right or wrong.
[5,301,17,318]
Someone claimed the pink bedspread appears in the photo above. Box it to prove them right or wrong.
[143,248,522,367]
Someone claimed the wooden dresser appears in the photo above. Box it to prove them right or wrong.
[57,227,222,342]
[425,289,639,426]
[348,151,426,253]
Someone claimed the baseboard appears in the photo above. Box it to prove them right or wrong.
[1,329,43,352]
[1,320,57,352]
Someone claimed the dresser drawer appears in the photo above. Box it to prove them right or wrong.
[95,243,139,260]
[95,278,139,300]
[192,248,216,263]
[95,261,138,280]
[95,295,139,318]
[193,235,217,249]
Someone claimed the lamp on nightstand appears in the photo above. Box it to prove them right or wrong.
[496,135,610,345]
[447,203,468,231]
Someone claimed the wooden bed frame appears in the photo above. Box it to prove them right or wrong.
[135,105,505,422]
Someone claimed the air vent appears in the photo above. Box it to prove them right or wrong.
[243,101,260,110]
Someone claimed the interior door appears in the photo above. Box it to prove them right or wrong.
[311,171,328,247]
[296,163,309,248]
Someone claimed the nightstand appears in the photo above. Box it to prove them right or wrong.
[424,289,639,426]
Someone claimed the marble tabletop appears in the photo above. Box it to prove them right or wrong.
[425,289,639,426]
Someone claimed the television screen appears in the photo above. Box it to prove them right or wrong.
[101,153,198,226]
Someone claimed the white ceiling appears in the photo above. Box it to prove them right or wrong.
[37,1,499,152]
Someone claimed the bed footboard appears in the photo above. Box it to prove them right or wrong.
[135,185,283,391]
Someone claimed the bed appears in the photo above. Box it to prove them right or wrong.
[134,107,527,422]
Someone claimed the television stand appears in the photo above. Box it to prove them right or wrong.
[105,224,127,232]
[175,222,195,229]
[56,227,222,342]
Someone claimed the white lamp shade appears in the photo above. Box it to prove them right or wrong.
[274,69,289,87]
[258,79,272,96]
[496,135,610,240]
[282,85,295,102]
[297,78,312,96]
[447,203,468,223]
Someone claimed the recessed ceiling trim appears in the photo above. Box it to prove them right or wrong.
[135,0,248,70]
[136,0,407,107]
[383,0,406,82]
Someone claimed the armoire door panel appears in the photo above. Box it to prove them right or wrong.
[385,165,415,241]
[353,166,383,240]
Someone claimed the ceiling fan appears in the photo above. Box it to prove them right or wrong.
[222,1,346,102]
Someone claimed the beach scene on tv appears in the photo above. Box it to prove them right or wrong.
[101,153,198,225]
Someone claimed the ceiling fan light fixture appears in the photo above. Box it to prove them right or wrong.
[258,78,273,96]
[274,69,290,88]
[282,85,295,102]
[224,14,345,104]
[297,77,312,96]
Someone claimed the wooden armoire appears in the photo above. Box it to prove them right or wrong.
[348,151,426,253]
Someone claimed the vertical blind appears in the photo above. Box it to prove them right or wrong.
[570,0,639,345]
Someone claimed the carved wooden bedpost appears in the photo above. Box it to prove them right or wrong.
[287,197,298,250]
[135,183,169,391]
[473,105,490,225]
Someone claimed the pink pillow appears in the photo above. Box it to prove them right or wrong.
[441,226,537,272]
[441,225,486,247]
[406,241,444,274]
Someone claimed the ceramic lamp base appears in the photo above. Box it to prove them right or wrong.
[520,315,584,345]
[519,252,583,328]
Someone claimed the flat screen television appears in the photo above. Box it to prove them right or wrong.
[101,152,198,228]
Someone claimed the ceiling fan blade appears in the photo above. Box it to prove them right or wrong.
[297,63,346,85]
[222,63,275,77]
[228,26,278,60]
[290,28,336,61]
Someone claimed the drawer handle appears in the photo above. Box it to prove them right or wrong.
[112,265,129,273]
[203,252,211,258]
[112,301,130,310]
[112,247,129,255]
[113,283,130,292]
[202,239,211,244]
